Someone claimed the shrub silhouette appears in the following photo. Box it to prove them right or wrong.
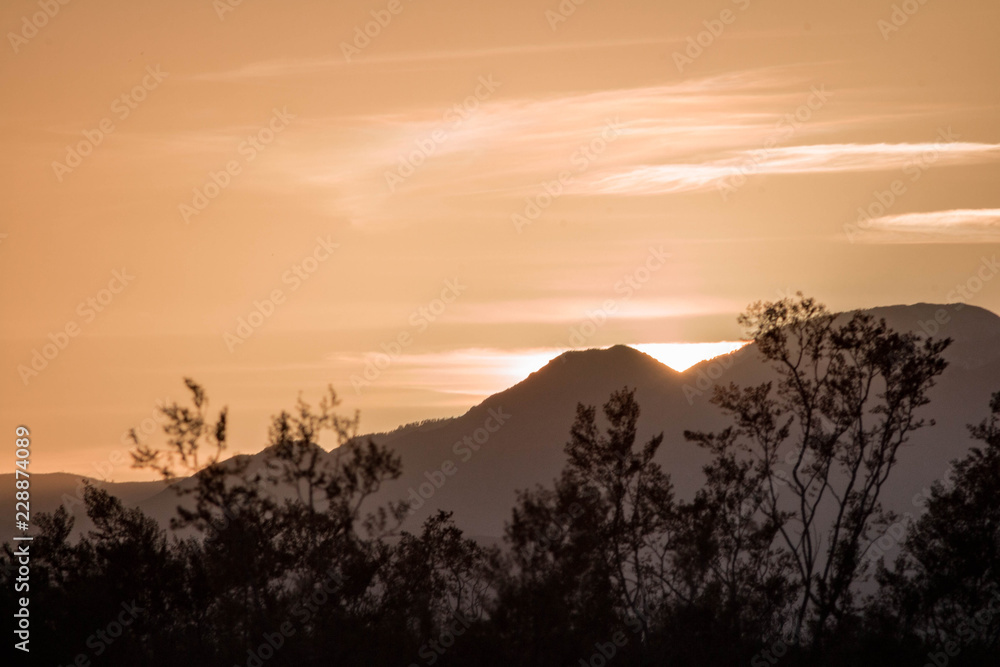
[5,295,999,667]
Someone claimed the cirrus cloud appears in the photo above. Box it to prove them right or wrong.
[852,209,1000,244]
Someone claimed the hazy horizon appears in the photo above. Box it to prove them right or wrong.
[3,0,999,482]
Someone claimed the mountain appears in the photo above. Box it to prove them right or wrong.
[5,303,999,542]
[366,344,702,537]
[359,303,1000,537]
[0,473,172,536]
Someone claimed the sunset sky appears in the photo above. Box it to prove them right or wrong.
[2,0,998,481]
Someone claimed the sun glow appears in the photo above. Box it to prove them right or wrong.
[331,343,751,406]
[635,341,750,372]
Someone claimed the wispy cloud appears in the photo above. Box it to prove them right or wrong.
[329,347,561,398]
[853,209,1000,243]
[75,65,1000,235]
[192,37,674,81]
[256,71,938,225]
[583,143,1000,195]
[447,297,732,325]
[329,342,749,399]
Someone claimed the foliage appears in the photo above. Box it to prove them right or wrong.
[3,296,997,666]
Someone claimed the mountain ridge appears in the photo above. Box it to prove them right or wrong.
[6,302,998,539]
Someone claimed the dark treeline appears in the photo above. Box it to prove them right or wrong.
[5,295,1000,666]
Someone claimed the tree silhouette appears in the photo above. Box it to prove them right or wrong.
[497,387,674,664]
[674,426,794,657]
[685,293,951,649]
[6,296,999,666]
[876,391,1000,658]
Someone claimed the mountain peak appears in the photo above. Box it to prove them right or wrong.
[531,344,677,383]
[547,343,669,368]
[854,302,1000,369]
[856,302,1000,328]
[472,345,677,417]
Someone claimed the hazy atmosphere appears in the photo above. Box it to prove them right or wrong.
[3,0,999,481]
[3,3,1000,665]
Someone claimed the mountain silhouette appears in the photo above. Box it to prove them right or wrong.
[6,303,999,541]
[359,304,1000,537]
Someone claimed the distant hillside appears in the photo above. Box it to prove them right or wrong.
[356,303,1000,536]
[7,303,999,544]
[0,473,171,537]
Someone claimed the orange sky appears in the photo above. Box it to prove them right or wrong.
[2,0,999,481]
